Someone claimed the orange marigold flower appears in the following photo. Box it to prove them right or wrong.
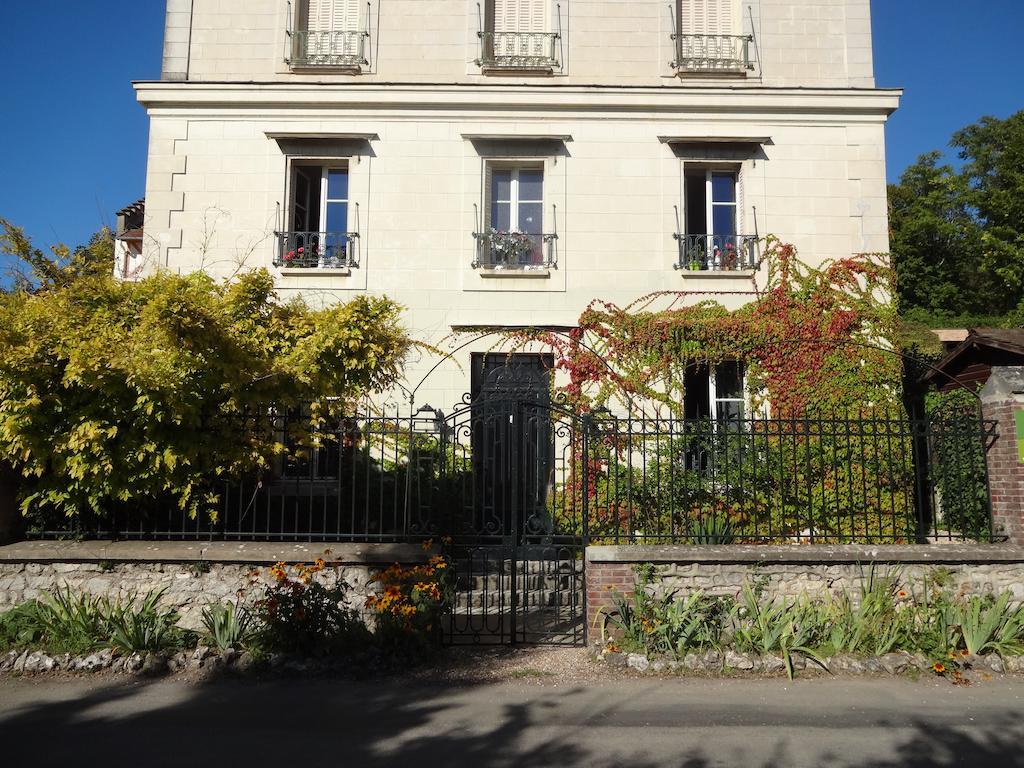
[960,649,970,657]
[314,557,326,570]
[932,663,946,674]
[422,538,434,551]
[897,590,908,598]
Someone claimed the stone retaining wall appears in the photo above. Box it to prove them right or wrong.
[0,541,425,630]
[586,544,1024,639]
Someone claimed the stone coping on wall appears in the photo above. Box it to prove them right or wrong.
[0,540,427,566]
[586,543,1024,565]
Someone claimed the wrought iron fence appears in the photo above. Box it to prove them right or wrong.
[287,29,367,68]
[472,231,557,270]
[275,231,359,269]
[674,234,760,271]
[673,33,754,72]
[478,31,560,69]
[581,409,997,545]
[23,402,997,545]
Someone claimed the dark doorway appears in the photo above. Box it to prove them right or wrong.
[469,353,553,539]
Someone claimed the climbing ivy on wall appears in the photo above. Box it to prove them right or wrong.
[507,238,902,416]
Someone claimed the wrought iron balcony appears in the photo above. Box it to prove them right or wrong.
[672,34,754,73]
[674,234,759,272]
[287,29,367,68]
[275,231,359,270]
[478,31,560,70]
[472,230,557,270]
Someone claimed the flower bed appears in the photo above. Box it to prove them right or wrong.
[594,564,1024,682]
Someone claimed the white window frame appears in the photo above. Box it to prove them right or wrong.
[320,166,349,234]
[289,163,349,233]
[487,162,544,233]
[687,167,739,237]
[709,361,746,425]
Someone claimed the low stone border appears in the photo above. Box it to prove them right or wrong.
[0,644,404,679]
[596,648,1023,677]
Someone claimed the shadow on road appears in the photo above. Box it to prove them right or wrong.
[1,673,1022,768]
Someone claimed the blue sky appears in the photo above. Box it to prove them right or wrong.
[0,1,1021,274]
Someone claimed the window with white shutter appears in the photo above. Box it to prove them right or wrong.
[675,0,750,73]
[482,0,558,70]
[292,0,364,67]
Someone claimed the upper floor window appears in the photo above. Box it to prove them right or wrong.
[474,163,554,269]
[287,0,367,69]
[479,0,559,71]
[277,164,357,270]
[674,0,752,73]
[677,168,757,272]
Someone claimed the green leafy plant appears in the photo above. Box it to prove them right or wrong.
[953,592,1024,657]
[0,223,413,525]
[0,601,44,650]
[689,515,735,545]
[201,601,255,652]
[33,586,109,654]
[730,582,827,680]
[104,589,185,653]
[254,561,369,656]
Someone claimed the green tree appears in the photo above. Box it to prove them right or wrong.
[952,111,1024,312]
[889,110,1024,325]
[888,152,983,318]
[0,219,113,290]
[0,224,411,522]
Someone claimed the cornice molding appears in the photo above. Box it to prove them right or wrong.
[134,82,902,119]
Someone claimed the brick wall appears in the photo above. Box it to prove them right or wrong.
[585,561,636,637]
[984,398,1024,545]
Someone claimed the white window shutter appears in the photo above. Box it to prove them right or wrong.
[307,0,332,32]
[524,0,546,33]
[713,0,734,36]
[333,0,360,30]
[679,0,734,35]
[494,0,545,33]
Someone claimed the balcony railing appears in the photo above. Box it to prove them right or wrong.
[673,34,754,73]
[287,29,367,68]
[472,230,557,270]
[478,31,560,69]
[674,234,759,272]
[275,231,359,270]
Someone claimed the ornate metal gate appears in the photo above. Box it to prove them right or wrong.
[430,356,587,645]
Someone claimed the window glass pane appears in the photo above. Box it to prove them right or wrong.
[715,400,744,428]
[492,169,512,202]
[518,168,544,201]
[491,200,512,231]
[518,202,543,234]
[712,204,735,237]
[715,361,744,399]
[325,201,348,233]
[327,169,348,201]
[711,173,736,203]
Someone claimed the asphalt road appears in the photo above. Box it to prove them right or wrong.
[1,674,1022,767]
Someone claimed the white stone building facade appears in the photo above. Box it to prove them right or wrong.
[138,0,899,409]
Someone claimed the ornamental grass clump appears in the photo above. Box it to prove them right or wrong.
[597,564,729,658]
[599,565,1024,680]
[104,589,188,653]
[201,601,256,652]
